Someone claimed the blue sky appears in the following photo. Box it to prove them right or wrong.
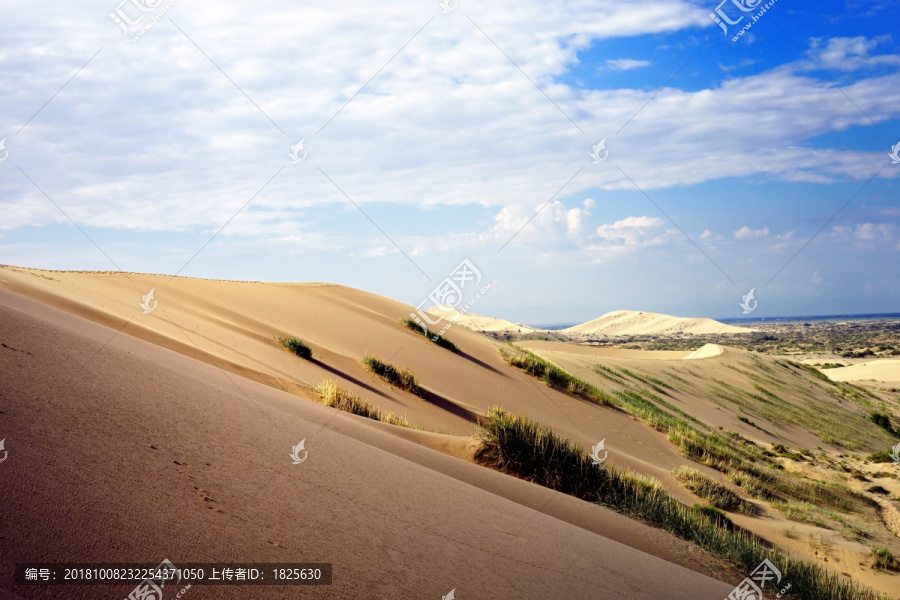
[1,0,898,325]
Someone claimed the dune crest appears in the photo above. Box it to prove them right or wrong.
[564,309,755,337]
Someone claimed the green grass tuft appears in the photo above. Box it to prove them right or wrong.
[277,336,312,359]
[673,466,755,514]
[870,412,897,437]
[363,355,427,398]
[400,319,458,352]
[871,546,900,572]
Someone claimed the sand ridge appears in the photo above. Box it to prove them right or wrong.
[564,310,755,336]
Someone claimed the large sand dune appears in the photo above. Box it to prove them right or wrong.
[5,265,899,598]
[0,267,738,598]
[563,310,755,337]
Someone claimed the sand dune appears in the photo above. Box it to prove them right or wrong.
[563,310,755,337]
[0,267,738,598]
[824,359,900,384]
[683,343,724,360]
[5,265,899,598]
[426,305,544,333]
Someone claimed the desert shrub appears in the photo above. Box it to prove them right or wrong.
[363,355,427,398]
[871,412,896,436]
[871,547,900,572]
[866,451,893,463]
[277,336,312,359]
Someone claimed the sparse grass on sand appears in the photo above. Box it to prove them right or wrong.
[400,319,458,352]
[277,336,312,359]
[475,407,890,600]
[500,346,615,404]
[314,379,417,428]
[502,345,876,515]
[672,466,755,515]
[363,355,427,398]
[870,546,900,572]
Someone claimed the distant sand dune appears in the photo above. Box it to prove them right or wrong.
[426,305,542,333]
[427,307,755,337]
[824,359,900,384]
[563,310,755,337]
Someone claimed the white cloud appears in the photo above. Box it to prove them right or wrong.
[733,226,769,239]
[603,58,651,71]
[0,3,898,282]
[807,35,900,70]
[590,215,671,255]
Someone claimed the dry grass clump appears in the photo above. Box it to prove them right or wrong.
[315,379,416,428]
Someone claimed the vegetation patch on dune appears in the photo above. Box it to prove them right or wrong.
[503,345,879,528]
[277,336,313,359]
[500,346,613,402]
[363,355,427,398]
[673,466,754,514]
[475,407,889,600]
[400,319,458,352]
[870,546,900,572]
[315,379,418,428]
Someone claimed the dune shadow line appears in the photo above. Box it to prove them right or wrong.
[310,358,394,401]
[422,389,480,424]
[454,349,506,375]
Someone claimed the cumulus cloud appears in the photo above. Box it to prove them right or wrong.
[733,226,769,239]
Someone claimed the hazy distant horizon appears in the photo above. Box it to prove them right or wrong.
[500,312,900,331]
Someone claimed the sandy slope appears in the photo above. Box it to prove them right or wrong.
[824,359,900,384]
[563,310,755,337]
[0,265,732,490]
[520,340,900,596]
[426,306,544,333]
[0,269,740,599]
